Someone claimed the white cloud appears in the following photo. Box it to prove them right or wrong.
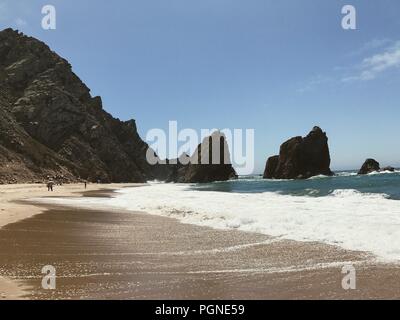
[297,75,332,94]
[297,39,400,91]
[348,38,393,57]
[342,42,400,82]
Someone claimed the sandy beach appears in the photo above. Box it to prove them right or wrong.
[0,184,400,300]
[0,183,142,299]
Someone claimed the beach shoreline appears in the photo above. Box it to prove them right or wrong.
[0,183,400,300]
[0,183,144,300]
[0,183,145,229]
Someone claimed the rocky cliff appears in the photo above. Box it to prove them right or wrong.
[263,126,333,180]
[0,29,239,184]
[167,132,238,183]
[263,155,279,179]
[0,28,164,184]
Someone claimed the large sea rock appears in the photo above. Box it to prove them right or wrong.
[358,159,380,175]
[0,28,165,183]
[164,153,190,183]
[168,132,238,183]
[263,126,333,180]
[263,155,279,179]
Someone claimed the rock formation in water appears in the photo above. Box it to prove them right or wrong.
[381,166,395,172]
[358,159,380,175]
[164,153,190,183]
[0,28,167,184]
[263,126,333,180]
[263,155,279,179]
[167,132,238,183]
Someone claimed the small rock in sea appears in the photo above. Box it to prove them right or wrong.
[358,159,380,175]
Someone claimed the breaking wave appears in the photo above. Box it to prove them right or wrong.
[36,182,400,262]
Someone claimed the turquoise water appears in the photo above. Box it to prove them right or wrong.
[191,171,400,200]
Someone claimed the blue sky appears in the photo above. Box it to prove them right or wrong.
[1,0,400,173]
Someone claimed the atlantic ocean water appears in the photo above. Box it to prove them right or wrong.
[37,170,400,262]
[191,170,400,199]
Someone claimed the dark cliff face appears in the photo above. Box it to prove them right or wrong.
[263,126,333,180]
[263,155,279,179]
[0,28,161,183]
[167,132,238,183]
[0,29,237,184]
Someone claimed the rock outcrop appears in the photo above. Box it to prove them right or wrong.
[263,126,333,180]
[164,153,190,183]
[381,166,395,172]
[0,28,164,183]
[358,159,380,175]
[263,155,279,179]
[167,132,237,183]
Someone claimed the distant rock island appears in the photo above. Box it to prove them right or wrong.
[358,159,395,175]
[358,159,380,175]
[0,28,236,184]
[264,126,333,180]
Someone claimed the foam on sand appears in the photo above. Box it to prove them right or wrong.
[35,183,400,262]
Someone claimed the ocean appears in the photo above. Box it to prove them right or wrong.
[192,170,400,199]
[37,170,400,263]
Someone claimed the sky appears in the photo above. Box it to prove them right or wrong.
[1,0,400,173]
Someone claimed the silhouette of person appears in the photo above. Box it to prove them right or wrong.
[47,181,54,192]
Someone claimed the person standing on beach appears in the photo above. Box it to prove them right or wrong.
[84,181,87,189]
[47,180,54,192]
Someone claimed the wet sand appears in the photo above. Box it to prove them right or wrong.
[0,188,400,299]
[0,183,143,228]
[0,183,143,299]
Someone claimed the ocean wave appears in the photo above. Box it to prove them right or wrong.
[367,171,384,175]
[329,189,390,199]
[302,188,321,196]
[307,174,332,180]
[35,184,400,263]
[335,171,358,177]
[368,170,400,175]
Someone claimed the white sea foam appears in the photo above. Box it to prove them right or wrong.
[35,184,400,262]
[307,174,331,180]
[335,170,400,177]
[368,170,400,175]
[334,171,358,177]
